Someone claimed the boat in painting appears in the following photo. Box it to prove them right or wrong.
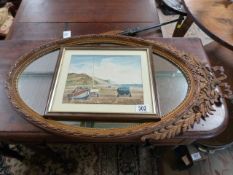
[68,87,90,100]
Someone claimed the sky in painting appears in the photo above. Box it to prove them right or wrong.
[69,55,142,84]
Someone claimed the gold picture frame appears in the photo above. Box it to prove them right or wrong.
[44,47,160,121]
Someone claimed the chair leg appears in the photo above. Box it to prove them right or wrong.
[173,15,193,37]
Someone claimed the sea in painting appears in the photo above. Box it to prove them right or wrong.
[62,55,144,105]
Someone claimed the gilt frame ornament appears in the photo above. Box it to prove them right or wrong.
[7,35,232,142]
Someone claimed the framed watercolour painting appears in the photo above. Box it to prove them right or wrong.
[44,47,160,121]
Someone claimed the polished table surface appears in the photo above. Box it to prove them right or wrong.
[182,0,233,146]
[198,42,233,147]
[183,0,233,50]
[0,38,227,144]
[15,0,157,22]
[7,0,162,40]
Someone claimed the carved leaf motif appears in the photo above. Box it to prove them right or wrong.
[141,57,232,141]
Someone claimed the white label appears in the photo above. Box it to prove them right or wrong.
[63,31,71,38]
[191,152,201,161]
[182,155,191,166]
[136,105,149,113]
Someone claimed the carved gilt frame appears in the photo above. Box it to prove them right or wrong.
[7,35,230,142]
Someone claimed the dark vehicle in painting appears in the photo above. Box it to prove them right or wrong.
[117,86,131,97]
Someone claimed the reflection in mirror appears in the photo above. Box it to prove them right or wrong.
[18,51,59,114]
[17,49,188,129]
[154,55,188,115]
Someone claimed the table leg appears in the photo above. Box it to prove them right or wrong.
[172,15,193,37]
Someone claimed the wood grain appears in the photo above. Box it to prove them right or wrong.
[16,0,159,23]
[7,0,162,40]
[7,22,162,40]
[198,42,233,147]
[183,0,233,50]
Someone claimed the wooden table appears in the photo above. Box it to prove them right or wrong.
[183,0,233,50]
[175,0,233,147]
[7,0,162,40]
[198,42,233,147]
[0,38,227,144]
[174,0,233,50]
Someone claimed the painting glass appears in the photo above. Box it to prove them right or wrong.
[47,48,156,115]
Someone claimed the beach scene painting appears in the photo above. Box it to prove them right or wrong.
[62,55,144,105]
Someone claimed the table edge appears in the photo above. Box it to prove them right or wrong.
[182,0,233,51]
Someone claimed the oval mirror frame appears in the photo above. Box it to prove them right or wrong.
[7,35,223,141]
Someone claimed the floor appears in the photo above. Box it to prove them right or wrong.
[158,9,213,45]
[0,144,159,175]
[160,145,233,175]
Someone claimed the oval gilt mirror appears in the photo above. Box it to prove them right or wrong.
[7,35,224,141]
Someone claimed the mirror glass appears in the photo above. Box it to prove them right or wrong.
[18,47,188,128]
